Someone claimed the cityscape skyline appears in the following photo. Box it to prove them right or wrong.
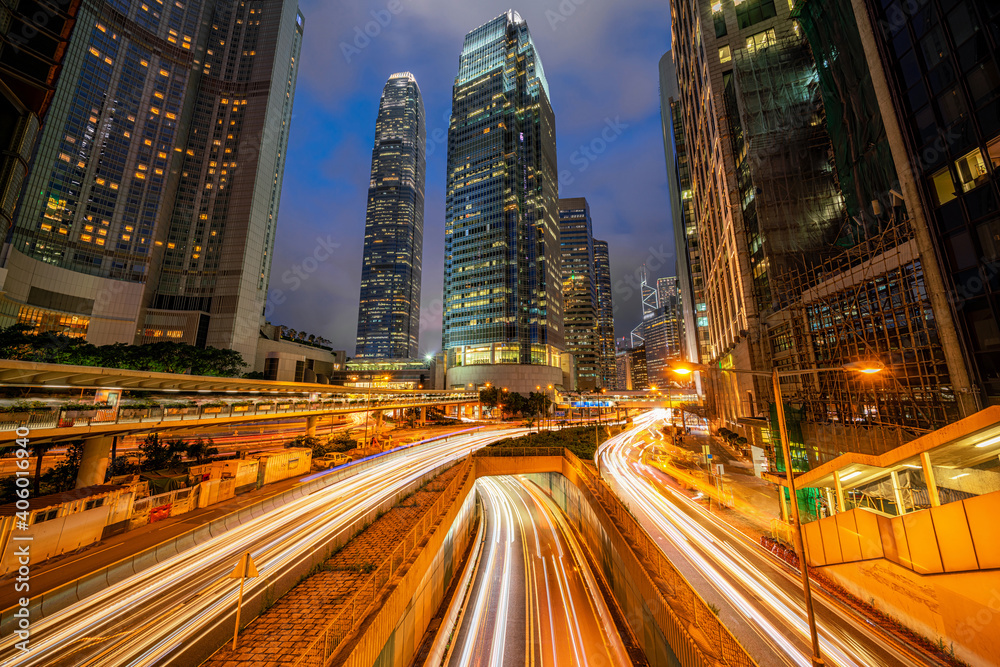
[265,0,675,355]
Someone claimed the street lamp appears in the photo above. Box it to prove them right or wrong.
[668,359,884,667]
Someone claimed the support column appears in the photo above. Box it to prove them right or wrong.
[825,488,837,516]
[419,407,426,426]
[306,416,318,437]
[76,436,113,488]
[890,470,907,515]
[779,487,789,522]
[833,470,846,513]
[921,452,941,507]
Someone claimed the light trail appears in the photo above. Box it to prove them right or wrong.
[597,411,924,667]
[448,476,630,667]
[2,429,527,666]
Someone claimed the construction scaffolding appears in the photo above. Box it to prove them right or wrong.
[726,32,958,465]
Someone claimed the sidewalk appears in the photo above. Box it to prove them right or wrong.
[648,426,783,540]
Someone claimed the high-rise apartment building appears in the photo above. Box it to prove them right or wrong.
[0,0,303,363]
[442,10,563,393]
[593,238,617,389]
[559,197,599,390]
[356,72,425,359]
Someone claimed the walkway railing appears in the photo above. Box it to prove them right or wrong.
[0,393,477,434]
[295,456,473,666]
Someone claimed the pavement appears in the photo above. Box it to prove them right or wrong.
[647,424,784,540]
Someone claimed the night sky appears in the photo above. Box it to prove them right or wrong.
[267,0,677,357]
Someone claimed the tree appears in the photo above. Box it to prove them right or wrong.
[184,438,219,464]
[479,386,501,417]
[41,441,84,493]
[139,434,185,471]
[29,440,56,496]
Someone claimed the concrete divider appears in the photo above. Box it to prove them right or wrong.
[0,441,463,635]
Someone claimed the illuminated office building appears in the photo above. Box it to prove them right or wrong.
[442,10,563,393]
[1,0,304,363]
[355,72,425,359]
[559,197,599,390]
[593,238,617,389]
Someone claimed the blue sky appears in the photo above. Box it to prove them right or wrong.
[268,0,676,356]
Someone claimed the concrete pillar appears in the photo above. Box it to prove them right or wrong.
[851,0,980,418]
[833,470,846,513]
[921,452,941,507]
[779,487,789,522]
[825,488,837,516]
[306,416,318,437]
[419,407,426,426]
[76,436,113,488]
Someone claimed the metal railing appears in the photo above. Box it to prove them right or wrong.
[295,456,473,666]
[0,393,478,434]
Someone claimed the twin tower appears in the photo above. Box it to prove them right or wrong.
[356,11,564,393]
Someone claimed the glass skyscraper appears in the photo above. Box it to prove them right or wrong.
[442,10,563,392]
[0,0,303,362]
[356,72,425,359]
[593,238,617,389]
[559,198,599,390]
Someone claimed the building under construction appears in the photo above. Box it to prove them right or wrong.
[666,0,978,473]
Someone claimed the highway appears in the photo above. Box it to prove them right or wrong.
[597,411,932,667]
[446,475,631,667]
[2,429,525,666]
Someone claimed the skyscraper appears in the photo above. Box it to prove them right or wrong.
[442,10,563,393]
[669,0,845,434]
[660,51,710,376]
[0,0,303,363]
[559,198,599,390]
[656,276,677,313]
[356,72,425,359]
[593,239,617,389]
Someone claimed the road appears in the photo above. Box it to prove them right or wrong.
[447,475,631,667]
[2,429,525,666]
[598,411,936,667]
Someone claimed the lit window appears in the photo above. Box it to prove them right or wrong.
[954,147,988,192]
[719,45,732,63]
[89,47,100,57]
[930,167,957,206]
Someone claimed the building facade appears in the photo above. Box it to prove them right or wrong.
[442,10,563,393]
[355,72,425,360]
[593,238,617,389]
[659,51,710,379]
[559,197,599,390]
[668,0,847,437]
[0,0,82,240]
[0,0,303,364]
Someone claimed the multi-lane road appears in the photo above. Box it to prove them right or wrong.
[598,411,935,667]
[2,429,524,667]
[446,475,631,667]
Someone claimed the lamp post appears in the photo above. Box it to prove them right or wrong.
[668,359,884,667]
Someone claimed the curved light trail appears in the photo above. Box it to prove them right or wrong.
[598,411,930,667]
[3,429,527,666]
[448,475,631,667]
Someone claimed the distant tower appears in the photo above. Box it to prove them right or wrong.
[442,11,563,392]
[356,72,426,359]
[593,239,617,389]
[559,198,599,390]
